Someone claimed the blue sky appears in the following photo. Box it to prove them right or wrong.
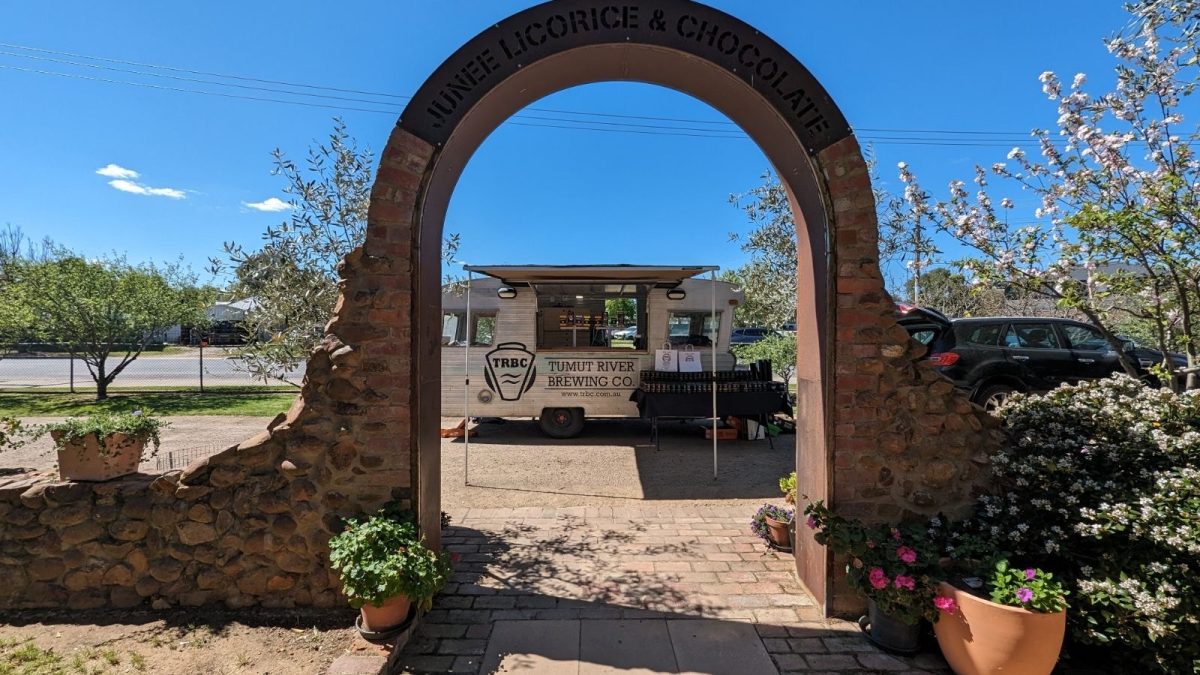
[0,1,1134,288]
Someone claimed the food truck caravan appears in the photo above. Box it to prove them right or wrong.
[442,265,744,438]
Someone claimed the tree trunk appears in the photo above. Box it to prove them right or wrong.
[95,359,107,400]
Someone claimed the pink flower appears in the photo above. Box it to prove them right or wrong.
[897,546,917,564]
[1017,587,1034,604]
[893,574,915,591]
[806,516,818,530]
[1024,568,1037,581]
[890,528,902,541]
[934,596,958,614]
[866,540,876,549]
[868,567,890,590]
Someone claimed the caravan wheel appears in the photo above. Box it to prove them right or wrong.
[539,407,584,439]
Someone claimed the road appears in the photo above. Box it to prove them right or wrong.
[0,355,305,388]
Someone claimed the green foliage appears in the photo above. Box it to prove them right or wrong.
[955,376,1200,672]
[212,119,463,385]
[0,391,294,418]
[778,472,796,505]
[0,417,29,454]
[726,174,796,328]
[42,412,164,456]
[804,501,942,626]
[11,255,209,399]
[988,560,1068,613]
[603,298,635,326]
[731,333,796,384]
[328,510,453,611]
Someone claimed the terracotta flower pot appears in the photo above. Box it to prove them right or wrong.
[764,515,792,548]
[359,595,412,633]
[53,431,144,482]
[934,582,1065,675]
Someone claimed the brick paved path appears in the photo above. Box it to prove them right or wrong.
[394,505,948,674]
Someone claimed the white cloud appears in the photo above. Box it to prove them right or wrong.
[95,164,139,179]
[243,197,291,213]
[107,179,186,199]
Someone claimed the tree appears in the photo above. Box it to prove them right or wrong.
[731,333,796,384]
[873,146,941,302]
[213,119,461,384]
[14,256,208,399]
[897,3,1200,387]
[727,173,797,328]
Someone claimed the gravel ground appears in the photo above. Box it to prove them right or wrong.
[440,417,795,509]
[0,416,269,474]
[1,414,794,510]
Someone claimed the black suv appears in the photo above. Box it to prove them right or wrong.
[896,306,1150,412]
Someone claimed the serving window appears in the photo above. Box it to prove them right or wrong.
[535,283,647,350]
[441,312,496,347]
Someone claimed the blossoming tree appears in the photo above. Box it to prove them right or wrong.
[898,1,1200,388]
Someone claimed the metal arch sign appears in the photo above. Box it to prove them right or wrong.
[398,0,852,155]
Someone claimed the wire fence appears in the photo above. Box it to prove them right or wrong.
[0,346,303,393]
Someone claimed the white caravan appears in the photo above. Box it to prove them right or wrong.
[441,265,744,437]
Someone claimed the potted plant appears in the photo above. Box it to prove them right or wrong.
[751,503,794,550]
[43,411,163,481]
[803,501,942,654]
[779,471,797,505]
[933,559,1068,675]
[328,510,453,641]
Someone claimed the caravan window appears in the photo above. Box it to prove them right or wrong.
[442,312,495,347]
[535,284,647,350]
[667,311,721,347]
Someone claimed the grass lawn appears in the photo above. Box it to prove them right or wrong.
[0,389,297,417]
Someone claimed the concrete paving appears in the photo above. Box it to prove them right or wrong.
[394,505,950,674]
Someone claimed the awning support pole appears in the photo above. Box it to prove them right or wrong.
[711,268,718,481]
[464,268,472,487]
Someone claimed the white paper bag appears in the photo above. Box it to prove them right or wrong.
[655,343,679,372]
[678,346,703,373]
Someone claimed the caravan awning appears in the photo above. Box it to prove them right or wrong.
[464,265,718,286]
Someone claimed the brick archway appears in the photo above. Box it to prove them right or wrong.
[0,0,999,617]
[341,0,997,613]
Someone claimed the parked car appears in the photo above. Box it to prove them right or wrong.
[611,325,638,339]
[730,327,779,345]
[895,305,1168,412]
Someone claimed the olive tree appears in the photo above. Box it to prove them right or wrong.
[213,119,461,384]
[731,332,796,384]
[15,256,208,399]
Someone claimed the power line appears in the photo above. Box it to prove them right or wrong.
[0,41,1179,148]
[0,41,1058,139]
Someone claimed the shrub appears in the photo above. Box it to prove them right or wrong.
[955,376,1200,672]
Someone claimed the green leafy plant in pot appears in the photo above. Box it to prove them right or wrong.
[42,411,163,482]
[328,510,453,638]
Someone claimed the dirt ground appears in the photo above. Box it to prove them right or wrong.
[0,608,357,675]
[440,416,795,509]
